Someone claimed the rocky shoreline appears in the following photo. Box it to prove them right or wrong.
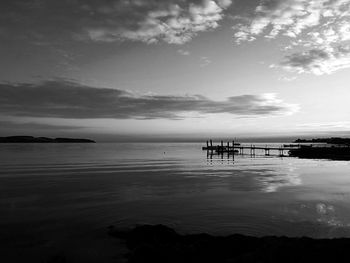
[109,224,350,263]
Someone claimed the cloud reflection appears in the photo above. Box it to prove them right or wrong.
[253,167,302,193]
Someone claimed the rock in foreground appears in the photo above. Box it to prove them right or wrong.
[109,224,350,263]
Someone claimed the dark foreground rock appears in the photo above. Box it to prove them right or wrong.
[109,224,350,263]
[0,136,95,143]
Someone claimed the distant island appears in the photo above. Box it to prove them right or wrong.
[0,136,95,143]
[294,137,350,145]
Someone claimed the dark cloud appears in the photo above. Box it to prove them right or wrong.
[281,49,330,69]
[0,0,232,45]
[280,46,350,75]
[0,80,297,119]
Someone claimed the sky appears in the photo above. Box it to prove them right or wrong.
[1,0,350,141]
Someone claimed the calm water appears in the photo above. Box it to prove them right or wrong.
[2,142,350,256]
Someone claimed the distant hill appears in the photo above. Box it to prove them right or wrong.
[294,137,350,145]
[0,136,95,143]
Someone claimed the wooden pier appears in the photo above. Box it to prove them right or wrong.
[203,140,298,157]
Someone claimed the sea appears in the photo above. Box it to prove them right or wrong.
[1,142,350,260]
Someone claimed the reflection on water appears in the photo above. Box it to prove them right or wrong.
[205,150,302,193]
[316,203,340,226]
[1,142,350,243]
[254,167,302,193]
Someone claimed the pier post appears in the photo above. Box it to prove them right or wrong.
[264,145,269,156]
[227,141,229,152]
[206,140,209,148]
[278,148,284,156]
[232,140,235,159]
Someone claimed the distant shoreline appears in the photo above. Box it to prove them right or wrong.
[294,137,350,145]
[0,136,95,143]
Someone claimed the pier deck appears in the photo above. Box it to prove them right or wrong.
[203,140,299,156]
[202,146,297,151]
[203,139,350,159]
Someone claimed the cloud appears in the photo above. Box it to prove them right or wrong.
[297,121,350,130]
[0,80,298,120]
[200,56,212,67]
[233,0,349,41]
[86,0,233,44]
[1,0,232,45]
[233,0,350,74]
[278,76,297,82]
[177,49,191,56]
[280,46,350,75]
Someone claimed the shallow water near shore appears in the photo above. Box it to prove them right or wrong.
[2,142,350,259]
